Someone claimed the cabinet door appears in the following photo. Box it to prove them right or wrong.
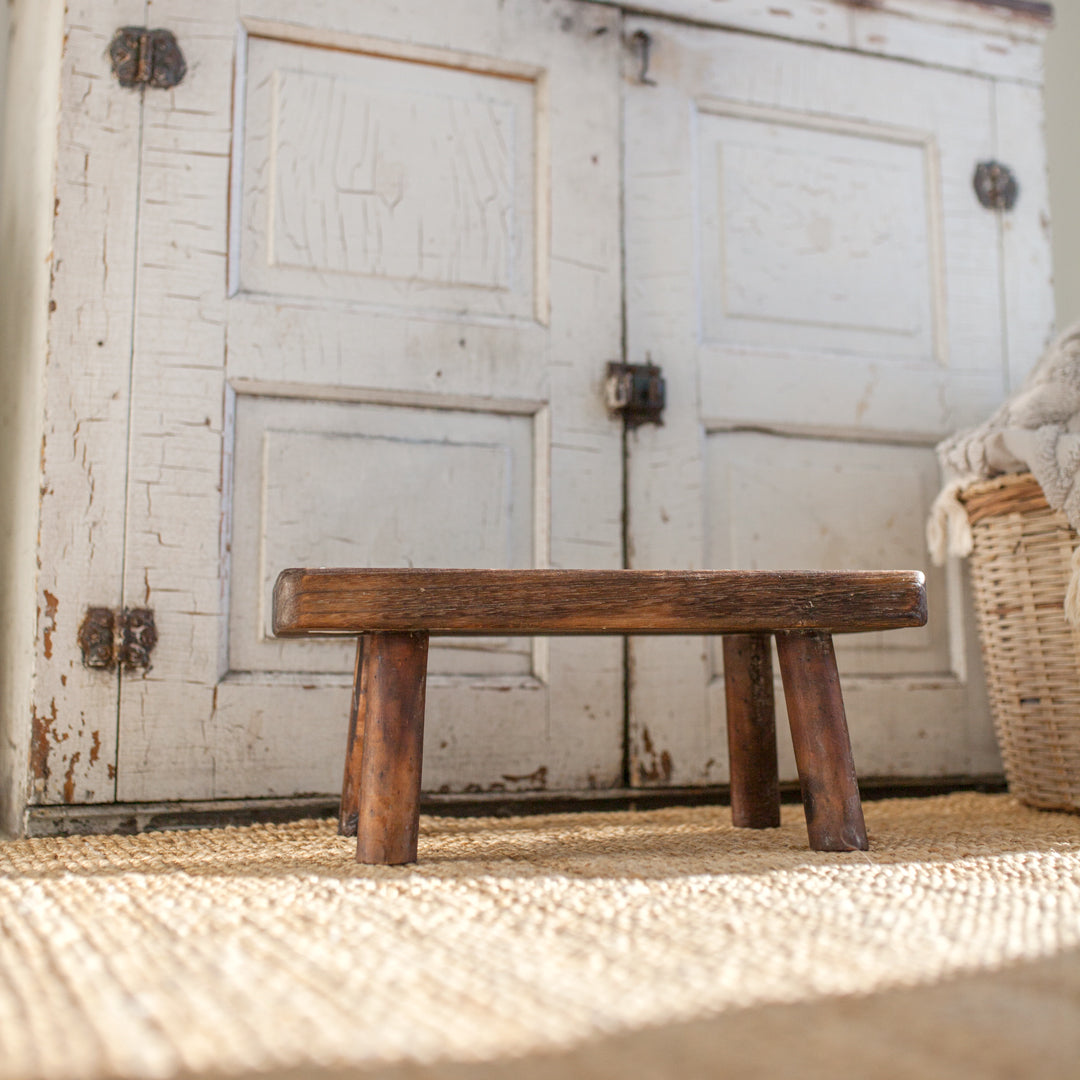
[115,0,625,801]
[623,18,1009,786]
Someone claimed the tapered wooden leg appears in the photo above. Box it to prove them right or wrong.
[338,637,366,837]
[722,634,780,829]
[776,630,868,852]
[355,631,430,865]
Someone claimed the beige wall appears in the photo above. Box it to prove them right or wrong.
[1047,0,1080,329]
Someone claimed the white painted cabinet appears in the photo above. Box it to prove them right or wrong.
[621,14,1052,786]
[0,0,1053,833]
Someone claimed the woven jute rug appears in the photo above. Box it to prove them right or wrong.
[2,793,1080,1080]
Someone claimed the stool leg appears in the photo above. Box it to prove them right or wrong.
[338,637,366,837]
[722,634,780,828]
[776,630,868,852]
[356,631,430,865]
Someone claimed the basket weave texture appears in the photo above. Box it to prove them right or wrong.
[961,472,1080,811]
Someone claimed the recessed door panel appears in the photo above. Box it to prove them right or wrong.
[697,104,943,361]
[229,392,540,677]
[237,37,541,320]
[704,432,951,679]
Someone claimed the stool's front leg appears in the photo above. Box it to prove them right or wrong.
[355,631,430,865]
[776,631,868,852]
[722,634,780,829]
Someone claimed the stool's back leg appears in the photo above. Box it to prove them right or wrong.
[776,630,868,851]
[722,634,780,829]
[356,631,430,865]
[338,636,366,837]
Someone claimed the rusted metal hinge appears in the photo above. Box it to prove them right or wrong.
[78,607,158,671]
[109,27,186,90]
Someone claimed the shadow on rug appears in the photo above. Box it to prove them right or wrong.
[208,943,1080,1080]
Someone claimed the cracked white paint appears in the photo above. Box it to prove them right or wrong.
[622,14,1053,787]
[116,0,624,803]
[238,35,540,321]
[7,0,1054,823]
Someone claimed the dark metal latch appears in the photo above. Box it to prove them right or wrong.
[605,360,666,427]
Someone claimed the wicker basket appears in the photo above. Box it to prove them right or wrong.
[961,472,1080,811]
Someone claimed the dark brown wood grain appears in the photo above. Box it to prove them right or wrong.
[776,631,868,852]
[354,632,430,866]
[338,638,366,837]
[273,568,926,637]
[722,634,780,829]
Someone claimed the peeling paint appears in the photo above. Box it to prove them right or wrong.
[89,730,102,766]
[462,765,549,794]
[854,365,879,423]
[501,765,549,790]
[29,699,59,782]
[637,725,674,784]
[63,751,82,803]
[42,589,59,659]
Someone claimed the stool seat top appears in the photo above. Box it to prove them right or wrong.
[272,567,926,637]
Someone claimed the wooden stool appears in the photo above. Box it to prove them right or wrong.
[273,569,926,865]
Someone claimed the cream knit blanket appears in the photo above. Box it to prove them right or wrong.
[927,321,1080,623]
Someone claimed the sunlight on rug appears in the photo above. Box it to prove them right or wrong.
[1,793,1079,1079]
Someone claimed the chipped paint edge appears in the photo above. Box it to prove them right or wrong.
[600,0,1048,82]
[0,0,66,839]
